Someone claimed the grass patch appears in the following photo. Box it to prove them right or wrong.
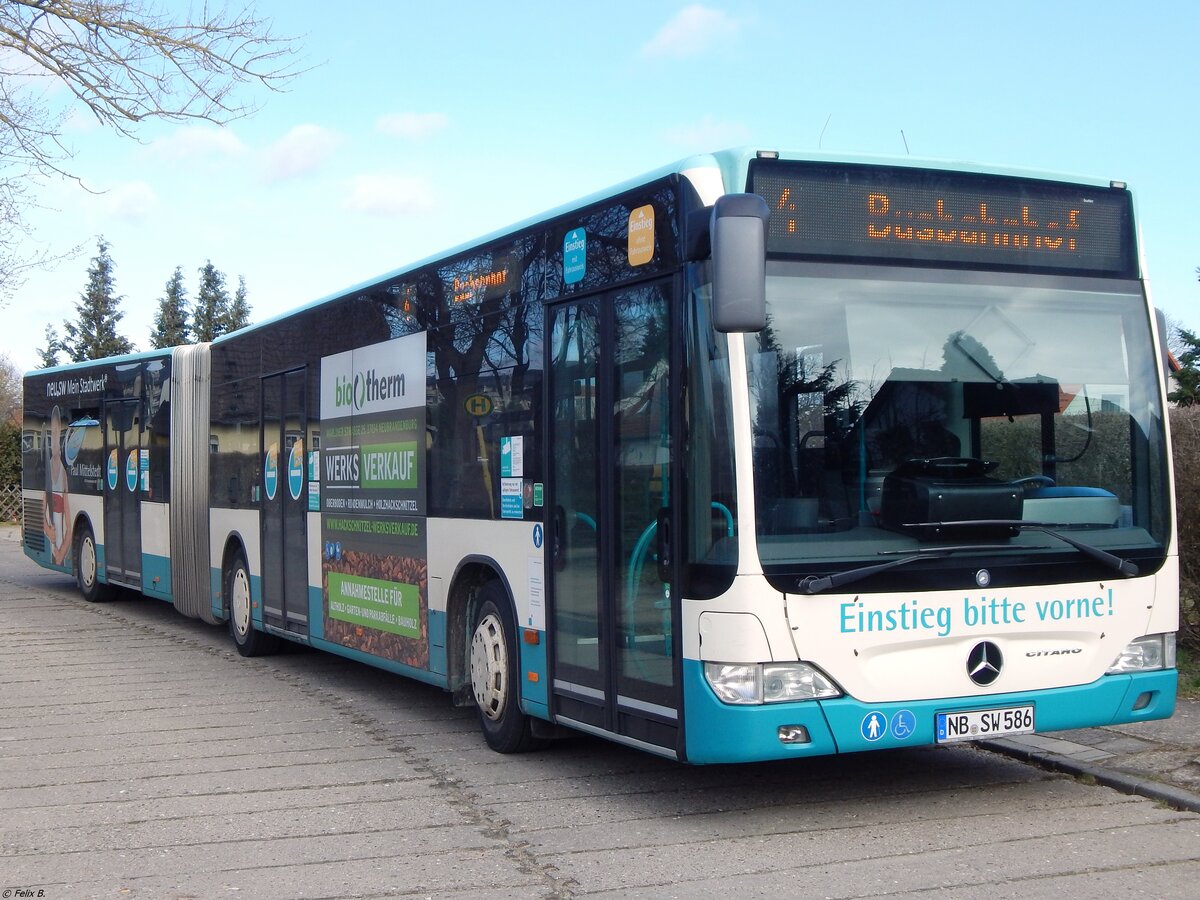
[1177,643,1200,700]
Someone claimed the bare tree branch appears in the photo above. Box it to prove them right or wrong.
[0,0,301,303]
[2,1,298,142]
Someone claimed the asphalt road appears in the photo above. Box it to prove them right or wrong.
[2,526,1198,899]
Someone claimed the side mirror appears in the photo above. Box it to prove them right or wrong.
[711,193,769,333]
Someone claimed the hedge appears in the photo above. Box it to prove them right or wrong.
[1171,406,1200,649]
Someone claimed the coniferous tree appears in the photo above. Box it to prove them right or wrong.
[192,260,229,343]
[36,324,62,368]
[1169,327,1200,407]
[62,237,133,362]
[150,266,190,348]
[223,274,252,334]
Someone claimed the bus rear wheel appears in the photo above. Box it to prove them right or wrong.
[226,553,279,657]
[470,582,543,753]
[74,524,112,603]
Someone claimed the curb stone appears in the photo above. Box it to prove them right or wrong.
[982,736,1200,814]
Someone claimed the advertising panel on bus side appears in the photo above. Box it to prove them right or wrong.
[318,333,430,669]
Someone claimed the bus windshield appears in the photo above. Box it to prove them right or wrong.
[744,261,1170,584]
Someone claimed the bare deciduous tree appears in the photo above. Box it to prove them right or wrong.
[0,0,299,302]
[0,350,21,424]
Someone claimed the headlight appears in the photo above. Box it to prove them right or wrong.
[704,664,760,704]
[763,663,841,702]
[1107,633,1176,673]
[705,661,842,705]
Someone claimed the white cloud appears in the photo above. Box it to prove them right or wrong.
[101,181,158,222]
[661,115,752,149]
[342,172,435,215]
[640,5,740,60]
[261,124,343,182]
[146,125,246,160]
[375,112,450,140]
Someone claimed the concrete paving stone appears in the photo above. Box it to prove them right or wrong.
[585,857,1200,900]
[467,755,1067,830]
[503,778,1137,854]
[0,742,398,788]
[1049,726,1120,747]
[1011,735,1088,754]
[0,718,358,758]
[1102,699,1200,746]
[0,778,443,830]
[0,756,432,810]
[3,795,483,855]
[1066,748,1114,762]
[0,709,344,744]
[1086,735,1159,755]
[522,781,1172,858]
[1113,751,1200,789]
[548,816,1200,895]
[14,842,543,898]
[881,859,1200,900]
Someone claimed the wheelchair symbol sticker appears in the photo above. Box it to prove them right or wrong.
[890,709,916,740]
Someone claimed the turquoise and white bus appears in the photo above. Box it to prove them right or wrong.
[22,149,1178,763]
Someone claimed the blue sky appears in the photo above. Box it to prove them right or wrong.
[5,1,1198,372]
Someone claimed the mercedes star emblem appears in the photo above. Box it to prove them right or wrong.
[967,641,1003,686]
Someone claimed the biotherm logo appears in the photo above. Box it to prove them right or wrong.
[334,369,406,411]
[334,374,362,411]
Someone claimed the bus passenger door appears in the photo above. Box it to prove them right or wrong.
[547,282,680,755]
[103,398,143,588]
[261,368,309,637]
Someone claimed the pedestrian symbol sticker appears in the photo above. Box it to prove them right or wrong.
[890,709,916,740]
[861,711,887,742]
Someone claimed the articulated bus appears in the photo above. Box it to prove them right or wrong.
[22,149,1177,763]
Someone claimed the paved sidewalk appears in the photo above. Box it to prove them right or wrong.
[3,522,1198,814]
[984,697,1200,813]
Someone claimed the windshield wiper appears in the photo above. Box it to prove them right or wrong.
[797,522,1138,596]
[902,520,1139,578]
[797,545,1015,595]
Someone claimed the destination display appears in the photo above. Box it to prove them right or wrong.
[748,160,1136,277]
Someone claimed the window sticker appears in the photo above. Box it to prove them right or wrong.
[628,204,655,266]
[564,228,586,284]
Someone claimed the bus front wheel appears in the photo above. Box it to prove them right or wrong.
[226,554,279,658]
[469,582,543,753]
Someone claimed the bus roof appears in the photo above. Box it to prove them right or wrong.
[210,147,1123,345]
[25,346,175,380]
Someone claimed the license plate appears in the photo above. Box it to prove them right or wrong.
[936,705,1034,743]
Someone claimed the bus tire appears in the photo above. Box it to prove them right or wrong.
[470,581,544,753]
[226,553,279,657]
[74,523,111,603]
